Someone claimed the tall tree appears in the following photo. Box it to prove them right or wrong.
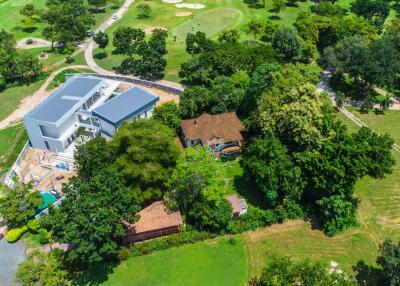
[152,101,181,133]
[272,27,301,62]
[377,240,400,286]
[94,31,109,52]
[50,168,140,264]
[272,0,287,16]
[111,119,181,203]
[0,184,41,229]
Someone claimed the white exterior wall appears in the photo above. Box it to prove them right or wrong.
[99,119,116,136]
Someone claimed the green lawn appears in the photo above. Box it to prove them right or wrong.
[0,0,120,40]
[75,238,247,286]
[347,107,400,145]
[0,79,45,122]
[47,67,94,90]
[94,0,314,82]
[0,124,28,176]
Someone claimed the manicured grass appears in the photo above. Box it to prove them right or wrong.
[0,124,28,176]
[94,0,314,82]
[77,238,247,286]
[19,47,67,68]
[335,110,360,133]
[0,0,119,40]
[23,232,44,249]
[0,79,45,122]
[347,107,400,145]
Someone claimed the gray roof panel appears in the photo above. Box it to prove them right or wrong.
[92,86,159,126]
[26,76,104,124]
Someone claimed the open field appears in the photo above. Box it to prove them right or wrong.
[74,238,247,286]
[347,107,400,145]
[0,124,28,176]
[94,0,314,82]
[0,80,45,122]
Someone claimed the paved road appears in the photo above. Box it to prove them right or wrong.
[317,70,400,152]
[0,239,26,286]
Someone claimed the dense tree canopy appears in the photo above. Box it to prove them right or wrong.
[0,184,41,228]
[152,101,181,132]
[377,240,400,286]
[111,119,181,203]
[50,168,140,264]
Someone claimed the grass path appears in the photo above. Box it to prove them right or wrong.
[0,124,28,176]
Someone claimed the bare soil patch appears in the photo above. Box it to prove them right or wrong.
[175,11,193,16]
[175,3,205,9]
[143,26,168,35]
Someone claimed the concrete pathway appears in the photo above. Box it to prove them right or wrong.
[317,70,400,153]
[0,239,26,286]
[0,65,90,130]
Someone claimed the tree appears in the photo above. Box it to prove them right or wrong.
[247,20,263,39]
[251,253,356,285]
[50,168,140,264]
[41,0,94,44]
[377,240,400,286]
[132,42,167,79]
[189,197,232,233]
[272,27,301,62]
[272,0,287,16]
[179,86,210,119]
[88,0,108,9]
[111,119,181,203]
[94,31,109,52]
[152,101,181,132]
[218,29,240,44]
[149,28,168,55]
[186,31,214,54]
[74,137,113,182]
[16,249,68,286]
[351,0,390,28]
[137,3,152,19]
[113,26,145,56]
[0,184,42,229]
[317,195,357,236]
[169,147,222,212]
[241,135,302,207]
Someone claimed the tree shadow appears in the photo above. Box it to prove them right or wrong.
[93,52,108,60]
[22,27,38,33]
[70,260,119,286]
[243,0,264,9]
[268,15,281,20]
[353,260,383,286]
[233,176,268,209]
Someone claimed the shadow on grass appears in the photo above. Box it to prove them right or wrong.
[70,260,119,286]
[243,0,264,9]
[22,27,38,33]
[353,260,383,286]
[268,15,281,20]
[233,176,268,209]
[94,52,108,60]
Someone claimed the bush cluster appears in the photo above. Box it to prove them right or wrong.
[129,230,216,257]
[229,207,279,234]
[6,226,28,243]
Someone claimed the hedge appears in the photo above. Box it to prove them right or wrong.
[6,226,28,243]
[129,230,216,257]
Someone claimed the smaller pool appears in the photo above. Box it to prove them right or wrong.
[36,192,57,213]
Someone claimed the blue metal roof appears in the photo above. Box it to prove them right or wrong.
[92,86,159,126]
[25,76,104,124]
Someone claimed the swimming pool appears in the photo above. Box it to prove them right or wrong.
[37,192,57,213]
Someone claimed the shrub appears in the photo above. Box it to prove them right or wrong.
[229,237,238,245]
[26,39,33,44]
[137,3,151,19]
[27,219,41,233]
[117,247,131,261]
[230,207,278,234]
[0,75,5,91]
[38,229,49,244]
[6,227,26,243]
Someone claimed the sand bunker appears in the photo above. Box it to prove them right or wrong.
[175,12,193,17]
[143,26,168,35]
[175,3,205,9]
[163,0,182,3]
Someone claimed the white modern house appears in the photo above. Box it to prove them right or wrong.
[23,75,159,154]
